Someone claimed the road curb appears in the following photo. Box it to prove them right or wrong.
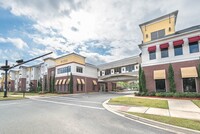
[102,99,200,134]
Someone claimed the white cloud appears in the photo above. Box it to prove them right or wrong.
[0,0,200,64]
[0,37,28,49]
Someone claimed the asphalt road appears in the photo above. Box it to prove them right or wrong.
[0,93,175,134]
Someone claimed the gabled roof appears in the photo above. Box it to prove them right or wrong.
[139,10,178,28]
[138,24,200,46]
[43,52,86,61]
[97,55,141,70]
[85,63,97,68]
[175,25,200,34]
[55,52,86,59]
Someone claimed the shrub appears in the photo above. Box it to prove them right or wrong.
[164,92,174,97]
[173,92,184,97]
[184,92,200,98]
[134,92,140,96]
[135,91,200,98]
[134,92,148,96]
[155,92,166,97]
[148,91,156,96]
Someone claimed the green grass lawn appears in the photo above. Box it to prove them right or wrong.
[0,91,64,101]
[192,100,200,108]
[0,92,24,101]
[128,112,200,131]
[108,97,168,109]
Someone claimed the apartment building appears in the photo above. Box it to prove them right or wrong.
[43,53,98,93]
[98,56,140,91]
[9,69,20,91]
[10,64,41,92]
[7,53,140,93]
[0,72,11,91]
[139,10,200,93]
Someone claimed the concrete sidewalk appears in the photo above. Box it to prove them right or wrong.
[107,99,200,120]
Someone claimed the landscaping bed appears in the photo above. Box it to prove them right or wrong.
[108,97,168,109]
[135,92,200,99]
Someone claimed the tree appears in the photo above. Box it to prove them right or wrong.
[198,63,200,78]
[51,75,55,93]
[49,74,55,93]
[168,64,176,92]
[69,73,73,94]
[141,70,147,92]
[138,64,142,92]
[37,78,42,92]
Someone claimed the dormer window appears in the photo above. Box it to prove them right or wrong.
[151,29,165,40]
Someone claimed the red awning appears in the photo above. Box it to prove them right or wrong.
[160,43,169,49]
[173,40,184,47]
[188,36,200,43]
[148,46,156,52]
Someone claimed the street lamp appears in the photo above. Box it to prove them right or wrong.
[0,52,52,97]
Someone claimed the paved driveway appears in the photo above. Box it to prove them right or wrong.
[0,93,174,134]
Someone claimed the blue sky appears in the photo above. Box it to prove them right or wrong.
[0,0,200,67]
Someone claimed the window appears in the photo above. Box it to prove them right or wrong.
[189,42,199,53]
[81,84,83,91]
[114,67,121,73]
[155,79,166,92]
[149,51,156,60]
[57,66,71,74]
[161,48,168,58]
[105,69,111,75]
[77,84,79,91]
[146,34,148,38]
[100,71,102,76]
[126,65,135,72]
[174,45,183,56]
[183,78,196,92]
[168,27,171,32]
[76,66,83,73]
[64,84,66,92]
[151,29,165,40]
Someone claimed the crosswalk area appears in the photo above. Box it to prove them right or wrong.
[31,94,105,110]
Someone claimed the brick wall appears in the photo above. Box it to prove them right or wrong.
[47,67,55,91]
[19,78,26,91]
[143,59,200,92]
[55,75,99,94]
[31,80,37,92]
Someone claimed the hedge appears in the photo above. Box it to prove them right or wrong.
[135,92,200,98]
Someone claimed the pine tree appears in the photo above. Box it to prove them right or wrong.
[52,75,55,93]
[139,64,142,92]
[198,63,200,78]
[37,79,42,92]
[69,73,73,94]
[49,76,52,93]
[141,70,147,92]
[168,64,176,92]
